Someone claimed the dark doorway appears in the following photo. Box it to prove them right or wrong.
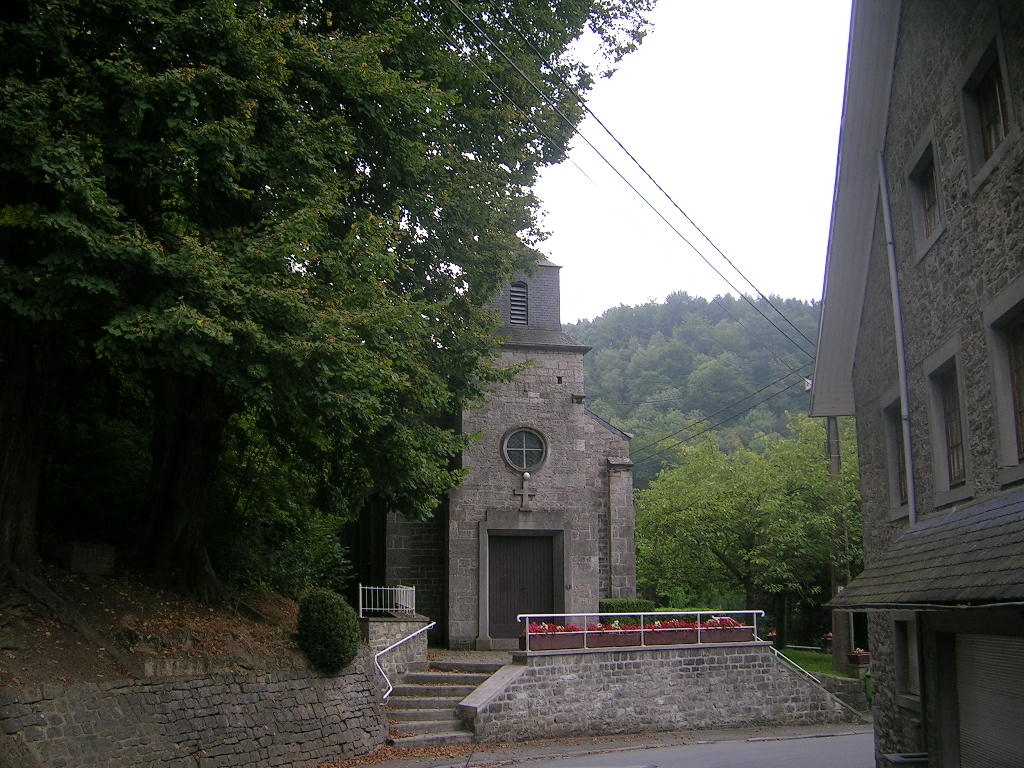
[488,535,554,638]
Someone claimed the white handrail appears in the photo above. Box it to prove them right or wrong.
[768,646,869,717]
[374,621,435,701]
[767,645,823,686]
[517,609,765,650]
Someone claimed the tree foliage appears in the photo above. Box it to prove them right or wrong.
[0,0,654,593]
[636,415,861,645]
[566,292,820,488]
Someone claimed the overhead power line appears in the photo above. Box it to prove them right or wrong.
[628,363,812,465]
[482,1,817,358]
[445,0,816,363]
[630,374,811,469]
[437,2,818,466]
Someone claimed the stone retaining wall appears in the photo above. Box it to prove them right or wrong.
[0,651,386,768]
[461,642,857,742]
[815,672,870,713]
[364,616,433,695]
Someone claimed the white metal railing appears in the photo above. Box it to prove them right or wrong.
[516,610,766,651]
[768,645,823,686]
[768,646,869,717]
[358,584,416,618]
[374,621,435,701]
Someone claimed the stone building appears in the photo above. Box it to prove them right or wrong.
[359,259,635,649]
[810,1,1024,765]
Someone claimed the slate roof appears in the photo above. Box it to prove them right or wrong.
[831,488,1024,609]
[496,325,591,352]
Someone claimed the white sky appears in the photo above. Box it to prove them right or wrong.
[535,1,853,324]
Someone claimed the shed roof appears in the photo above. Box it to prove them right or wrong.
[831,488,1024,609]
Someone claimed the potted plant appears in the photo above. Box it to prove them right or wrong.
[584,621,639,647]
[519,622,584,650]
[848,647,871,665]
[645,618,699,645]
[699,616,755,643]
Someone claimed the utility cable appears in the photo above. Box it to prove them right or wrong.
[628,363,811,464]
[484,2,817,356]
[444,0,815,362]
[630,375,810,469]
[626,374,811,468]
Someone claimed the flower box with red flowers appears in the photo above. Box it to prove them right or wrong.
[520,616,757,650]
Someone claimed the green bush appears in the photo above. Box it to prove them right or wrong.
[297,588,361,674]
[599,598,656,615]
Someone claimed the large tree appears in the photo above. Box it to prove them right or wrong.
[636,414,861,645]
[0,0,654,592]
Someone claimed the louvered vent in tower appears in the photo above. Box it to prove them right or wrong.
[510,282,528,325]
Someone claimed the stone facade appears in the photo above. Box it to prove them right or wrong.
[0,650,386,767]
[386,259,635,650]
[460,644,856,742]
[812,2,1024,765]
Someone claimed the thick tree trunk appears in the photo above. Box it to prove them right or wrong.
[144,372,229,598]
[0,321,45,570]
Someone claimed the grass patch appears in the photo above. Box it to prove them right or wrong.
[779,647,837,676]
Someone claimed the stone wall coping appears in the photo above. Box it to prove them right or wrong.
[458,663,528,721]
[516,640,774,657]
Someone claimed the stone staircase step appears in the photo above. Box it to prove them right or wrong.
[402,671,491,686]
[390,718,465,735]
[390,683,478,698]
[387,708,460,723]
[383,656,508,746]
[386,694,465,710]
[389,730,476,749]
[428,660,505,675]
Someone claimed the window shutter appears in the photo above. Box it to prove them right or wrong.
[510,282,528,325]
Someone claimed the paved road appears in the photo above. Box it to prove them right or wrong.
[515,732,873,768]
[377,724,874,768]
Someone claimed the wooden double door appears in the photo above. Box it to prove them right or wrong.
[488,535,557,638]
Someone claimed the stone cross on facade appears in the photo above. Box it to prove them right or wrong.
[513,472,536,511]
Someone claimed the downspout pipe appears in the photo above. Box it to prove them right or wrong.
[878,150,917,525]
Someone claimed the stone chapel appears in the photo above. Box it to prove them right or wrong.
[362,258,636,649]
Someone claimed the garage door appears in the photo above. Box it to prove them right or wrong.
[956,633,1024,767]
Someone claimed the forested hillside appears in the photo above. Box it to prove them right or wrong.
[566,292,820,488]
